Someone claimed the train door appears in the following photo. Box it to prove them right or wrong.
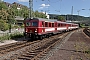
[42,21,45,33]
[66,24,69,30]
[55,22,57,32]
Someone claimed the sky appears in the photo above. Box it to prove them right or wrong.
[3,0,90,17]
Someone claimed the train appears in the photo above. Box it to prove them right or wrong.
[24,18,79,39]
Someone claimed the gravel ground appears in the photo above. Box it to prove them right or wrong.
[0,40,17,46]
[45,29,90,60]
[0,29,90,60]
[0,37,25,46]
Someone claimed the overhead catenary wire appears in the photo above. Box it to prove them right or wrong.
[32,0,62,15]
[46,0,62,13]
[48,0,62,3]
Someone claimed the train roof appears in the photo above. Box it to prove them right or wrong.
[25,18,78,25]
[26,18,57,22]
[57,21,78,25]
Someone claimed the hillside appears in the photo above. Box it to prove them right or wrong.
[49,14,90,21]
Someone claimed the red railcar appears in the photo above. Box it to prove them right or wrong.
[24,18,79,39]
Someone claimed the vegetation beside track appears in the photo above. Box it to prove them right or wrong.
[0,33,24,41]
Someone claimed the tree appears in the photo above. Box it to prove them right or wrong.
[34,10,46,18]
[34,10,39,17]
[57,16,65,21]
[7,8,16,24]
[0,20,9,31]
[0,8,9,20]
[0,2,7,10]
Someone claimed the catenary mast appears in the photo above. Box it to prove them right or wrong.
[29,0,33,18]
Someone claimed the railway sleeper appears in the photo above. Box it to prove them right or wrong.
[25,52,37,55]
[33,49,42,52]
[38,52,48,58]
[18,57,31,60]
[22,54,34,58]
[26,52,37,55]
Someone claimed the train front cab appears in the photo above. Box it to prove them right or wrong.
[24,19,39,39]
[24,19,49,39]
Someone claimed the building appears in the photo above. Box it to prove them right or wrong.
[4,2,28,9]
[48,14,59,19]
[12,2,27,8]
[42,12,49,19]
[3,2,28,25]
[15,16,24,25]
[4,2,11,8]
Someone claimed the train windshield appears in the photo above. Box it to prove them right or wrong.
[26,22,30,26]
[32,22,38,26]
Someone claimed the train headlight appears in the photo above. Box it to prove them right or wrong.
[26,30,27,32]
[35,28,37,32]
[35,30,37,32]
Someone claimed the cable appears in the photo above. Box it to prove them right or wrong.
[34,0,62,14]
[46,0,61,13]
[48,0,62,3]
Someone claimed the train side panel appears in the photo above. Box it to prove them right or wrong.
[24,18,79,40]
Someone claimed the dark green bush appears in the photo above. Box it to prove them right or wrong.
[0,33,24,41]
[10,33,24,39]
[0,20,9,31]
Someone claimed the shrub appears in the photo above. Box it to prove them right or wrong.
[0,33,24,41]
[0,20,9,31]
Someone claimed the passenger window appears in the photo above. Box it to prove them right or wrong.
[49,23,51,27]
[42,22,44,27]
[52,23,54,27]
[45,22,48,27]
[58,23,60,27]
[32,22,38,26]
[61,24,63,27]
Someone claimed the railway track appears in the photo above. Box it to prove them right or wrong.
[0,30,76,60]
[0,41,27,53]
[83,27,90,37]
[0,40,41,56]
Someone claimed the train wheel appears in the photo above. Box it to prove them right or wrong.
[39,35,43,40]
[46,35,49,38]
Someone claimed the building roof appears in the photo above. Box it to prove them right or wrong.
[15,16,24,20]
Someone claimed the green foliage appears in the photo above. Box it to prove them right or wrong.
[0,33,10,41]
[0,2,48,32]
[10,33,24,39]
[0,20,9,31]
[0,9,9,20]
[57,16,65,21]
[34,10,46,18]
[20,23,24,28]
[0,2,7,10]
[0,33,24,41]
[85,50,90,54]
[60,15,90,21]
[13,25,20,29]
